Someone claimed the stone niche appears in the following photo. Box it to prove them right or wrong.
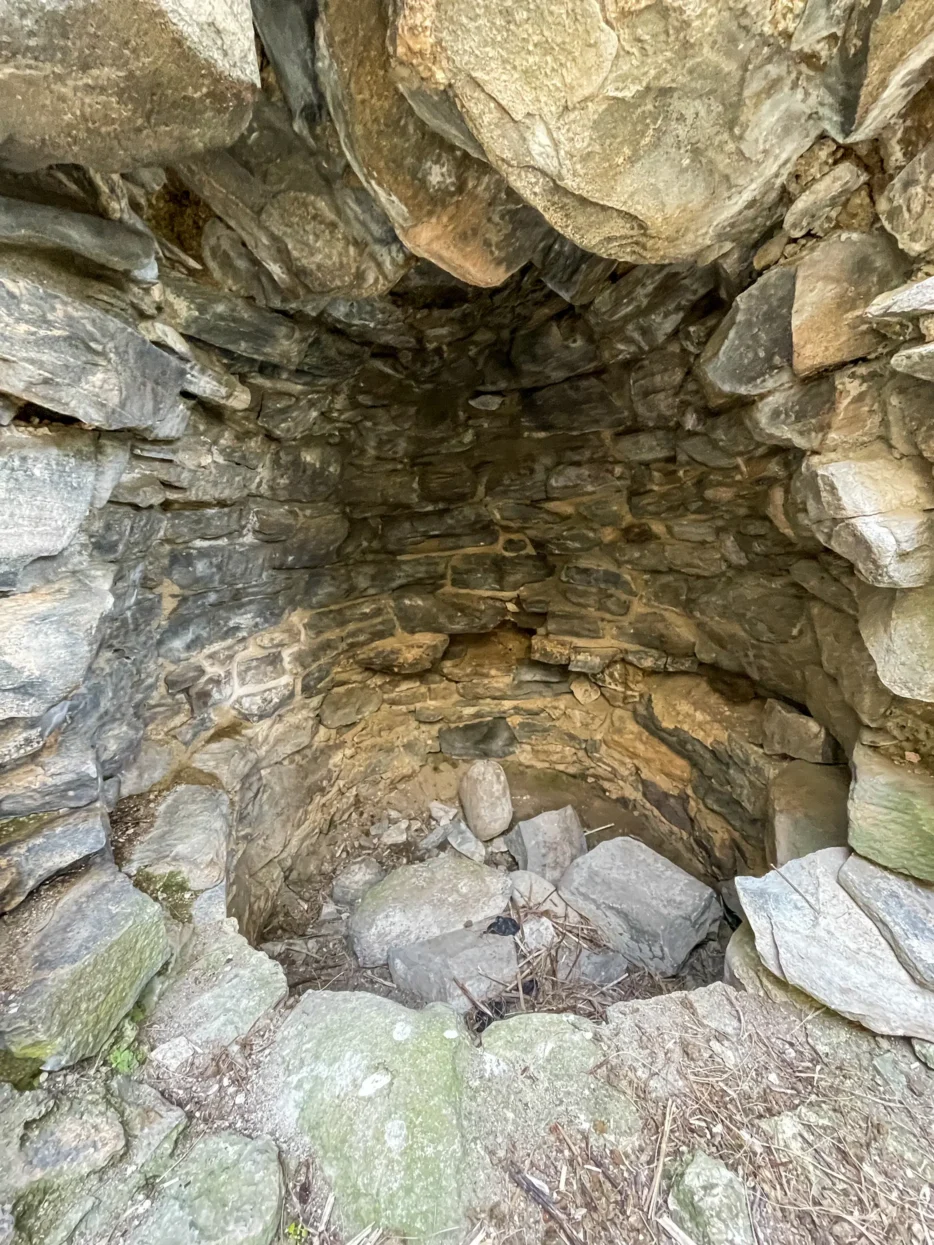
[1,0,934,1137]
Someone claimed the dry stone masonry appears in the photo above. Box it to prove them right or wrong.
[1,1,934,1242]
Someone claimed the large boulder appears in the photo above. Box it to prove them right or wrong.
[847,744,934,883]
[250,991,474,1241]
[559,837,720,974]
[387,0,828,264]
[350,854,512,966]
[316,0,544,285]
[0,862,169,1073]
[736,847,934,1039]
[389,927,518,1012]
[0,0,258,170]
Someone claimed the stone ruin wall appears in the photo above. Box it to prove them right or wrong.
[2,0,934,963]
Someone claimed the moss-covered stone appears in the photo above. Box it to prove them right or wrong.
[848,744,934,882]
[668,1151,755,1245]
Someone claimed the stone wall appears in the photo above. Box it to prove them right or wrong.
[3,0,934,1062]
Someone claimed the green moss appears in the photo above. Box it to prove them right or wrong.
[133,868,194,923]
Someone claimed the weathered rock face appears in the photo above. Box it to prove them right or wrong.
[0,0,259,170]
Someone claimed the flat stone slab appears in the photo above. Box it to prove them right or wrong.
[736,847,934,1040]
[122,784,229,894]
[0,861,168,1071]
[350,854,512,967]
[0,802,108,913]
[847,744,934,883]
[389,927,518,1012]
[504,805,586,885]
[143,918,286,1054]
[839,853,934,990]
[559,837,720,974]
[132,1132,282,1245]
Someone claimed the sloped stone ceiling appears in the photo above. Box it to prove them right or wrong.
[2,0,934,1050]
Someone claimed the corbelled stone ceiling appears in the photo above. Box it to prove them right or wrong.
[2,1,934,1242]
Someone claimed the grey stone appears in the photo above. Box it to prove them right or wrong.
[438,717,518,759]
[143,918,286,1054]
[389,927,518,1012]
[768,761,850,866]
[132,1132,282,1245]
[350,854,512,967]
[0,803,108,914]
[839,853,934,990]
[800,443,934,522]
[559,837,720,974]
[866,274,934,321]
[387,0,827,264]
[761,699,838,763]
[319,684,382,728]
[0,861,169,1071]
[698,267,795,402]
[791,232,907,377]
[0,425,99,588]
[891,341,934,383]
[356,632,449,674]
[0,0,258,169]
[510,870,578,921]
[444,818,487,865]
[783,162,868,238]
[458,759,513,842]
[0,727,102,819]
[744,377,835,450]
[0,260,190,437]
[504,806,587,886]
[847,743,934,883]
[829,510,934,588]
[858,583,934,704]
[122,785,228,895]
[668,1152,755,1245]
[332,858,386,909]
[556,945,629,987]
[736,847,934,1040]
[119,740,175,798]
[878,141,934,257]
[0,194,158,281]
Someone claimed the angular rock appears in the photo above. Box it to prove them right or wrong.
[389,0,826,263]
[0,0,258,169]
[438,717,518,759]
[332,858,386,909]
[847,744,934,883]
[559,837,720,974]
[133,1132,282,1245]
[0,260,190,437]
[829,510,934,588]
[839,853,934,990]
[458,759,513,842]
[783,162,868,239]
[858,583,934,703]
[356,632,449,675]
[319,684,382,728]
[866,275,934,322]
[122,785,228,895]
[556,945,629,987]
[317,0,543,286]
[791,232,907,376]
[762,699,838,763]
[744,377,835,450]
[892,341,934,384]
[504,806,587,886]
[0,568,113,721]
[389,927,518,1012]
[698,267,795,402]
[800,443,934,521]
[142,918,286,1054]
[877,140,934,257]
[350,854,512,966]
[0,862,168,1071]
[767,761,850,866]
[0,424,99,588]
[736,847,934,1039]
[444,818,487,865]
[668,1152,755,1245]
[0,803,108,914]
[847,0,934,140]
[0,194,158,281]
[251,991,472,1239]
[510,870,578,922]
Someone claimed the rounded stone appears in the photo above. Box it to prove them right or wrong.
[458,760,513,842]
